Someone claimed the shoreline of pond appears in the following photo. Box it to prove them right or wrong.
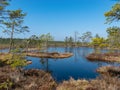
[0,65,119,90]
[0,49,120,90]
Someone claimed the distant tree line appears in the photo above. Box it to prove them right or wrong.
[64,2,120,50]
[0,0,120,51]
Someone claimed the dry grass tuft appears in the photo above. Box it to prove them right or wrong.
[97,66,120,77]
[57,75,120,90]
[91,75,120,90]
[57,78,94,90]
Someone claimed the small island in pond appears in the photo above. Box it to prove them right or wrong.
[86,53,120,63]
[26,52,73,59]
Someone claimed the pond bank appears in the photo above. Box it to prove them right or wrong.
[0,50,120,90]
[86,53,120,63]
[0,65,57,90]
[97,66,120,77]
[57,75,120,90]
[0,65,120,90]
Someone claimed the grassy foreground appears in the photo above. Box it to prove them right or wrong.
[0,66,57,90]
[57,75,120,90]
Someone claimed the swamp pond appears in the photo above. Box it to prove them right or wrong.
[24,47,120,82]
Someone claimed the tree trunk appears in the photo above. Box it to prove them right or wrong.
[46,40,48,52]
[9,24,14,53]
[26,41,29,54]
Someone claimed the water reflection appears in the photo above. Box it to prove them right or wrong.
[0,49,9,53]
[22,47,120,82]
[40,58,52,73]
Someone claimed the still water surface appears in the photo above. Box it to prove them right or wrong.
[24,47,120,82]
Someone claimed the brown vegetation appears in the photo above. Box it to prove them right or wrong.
[86,53,120,62]
[57,78,93,90]
[1,65,119,90]
[0,52,120,90]
[91,75,120,90]
[97,66,120,77]
[0,44,9,49]
[23,48,40,52]
[57,75,120,90]
[0,66,57,90]
[26,60,32,65]
[26,52,73,59]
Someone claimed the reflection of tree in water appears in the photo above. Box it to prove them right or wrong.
[77,47,91,57]
[40,58,46,66]
[40,58,52,73]
[69,47,79,62]
[64,46,74,53]
[64,47,68,52]
[69,47,74,53]
[64,47,91,62]
[73,47,80,62]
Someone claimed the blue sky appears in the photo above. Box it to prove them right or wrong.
[1,0,119,41]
